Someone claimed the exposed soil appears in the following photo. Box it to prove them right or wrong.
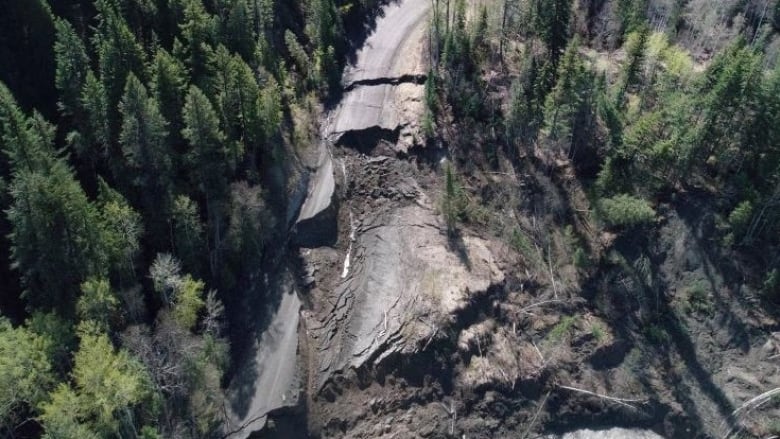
[250,1,780,438]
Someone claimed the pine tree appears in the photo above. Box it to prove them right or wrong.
[53,18,90,119]
[96,179,144,284]
[93,0,146,150]
[182,86,228,275]
[543,38,595,160]
[150,48,187,149]
[224,0,257,62]
[178,0,216,84]
[0,319,55,430]
[79,71,111,160]
[171,195,206,275]
[39,322,151,437]
[77,278,119,331]
[534,0,572,64]
[120,73,171,182]
[0,84,107,309]
[119,72,173,227]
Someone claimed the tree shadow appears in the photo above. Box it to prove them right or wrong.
[447,228,472,271]
[324,0,405,109]
[595,215,739,436]
[224,261,292,421]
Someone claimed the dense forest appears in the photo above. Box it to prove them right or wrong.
[1,0,780,437]
[0,0,381,436]
[433,0,779,299]
[426,0,780,435]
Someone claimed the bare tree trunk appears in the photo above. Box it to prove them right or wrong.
[500,0,509,67]
[445,0,450,35]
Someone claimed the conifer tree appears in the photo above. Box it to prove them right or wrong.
[182,85,228,275]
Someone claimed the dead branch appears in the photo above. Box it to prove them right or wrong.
[722,387,780,439]
[521,390,551,439]
[557,384,647,410]
[438,400,457,436]
[520,297,585,315]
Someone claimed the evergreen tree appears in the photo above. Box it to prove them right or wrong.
[534,0,572,64]
[77,278,119,331]
[150,48,187,149]
[178,0,216,84]
[93,0,146,150]
[0,84,107,309]
[182,85,228,275]
[79,71,111,160]
[224,0,257,62]
[543,38,595,160]
[96,179,144,284]
[171,195,206,275]
[0,319,55,431]
[39,322,152,437]
[53,18,90,119]
[119,73,173,234]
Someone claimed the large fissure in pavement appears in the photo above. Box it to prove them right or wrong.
[334,125,401,153]
[342,73,427,92]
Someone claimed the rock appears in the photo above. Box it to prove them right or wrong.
[549,428,664,439]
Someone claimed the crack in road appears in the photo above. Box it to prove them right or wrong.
[342,73,427,92]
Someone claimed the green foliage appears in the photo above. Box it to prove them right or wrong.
[548,316,577,341]
[8,160,108,310]
[150,48,187,146]
[682,280,712,315]
[533,0,573,63]
[119,73,172,193]
[93,0,146,142]
[39,322,151,437]
[506,55,550,148]
[183,85,229,199]
[79,71,110,156]
[598,194,655,228]
[573,247,589,269]
[616,0,647,34]
[54,19,90,118]
[618,27,648,100]
[510,228,534,257]
[764,269,779,299]
[0,0,318,435]
[210,46,264,164]
[25,312,76,372]
[0,320,55,427]
[173,276,206,330]
[0,82,56,172]
[728,200,754,241]
[441,163,468,232]
[590,322,606,342]
[178,0,216,83]
[171,195,206,274]
[97,180,144,281]
[285,30,311,78]
[543,38,596,158]
[140,425,163,439]
[77,278,119,330]
[644,323,669,344]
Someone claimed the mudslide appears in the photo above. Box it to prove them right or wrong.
[223,2,436,437]
[297,0,504,404]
